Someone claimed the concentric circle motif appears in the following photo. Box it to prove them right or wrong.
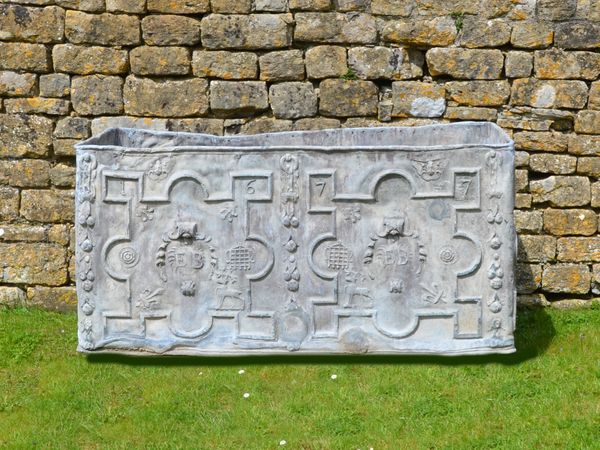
[119,246,139,268]
[439,245,458,265]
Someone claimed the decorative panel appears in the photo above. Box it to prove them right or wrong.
[76,123,516,355]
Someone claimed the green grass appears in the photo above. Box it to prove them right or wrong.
[0,307,599,449]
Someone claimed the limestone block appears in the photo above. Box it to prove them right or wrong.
[517,235,556,262]
[20,189,74,222]
[192,51,258,79]
[0,71,36,97]
[0,42,49,72]
[124,76,209,117]
[544,209,598,236]
[65,11,140,46]
[510,79,588,109]
[542,264,590,293]
[71,75,124,115]
[53,44,128,75]
[392,82,445,118]
[0,5,64,43]
[142,15,201,46]
[209,80,269,116]
[201,14,293,49]
[529,154,577,174]
[319,79,378,117]
[147,0,210,13]
[130,47,191,76]
[269,82,317,119]
[530,176,591,207]
[294,12,377,44]
[511,22,553,49]
[259,50,304,81]
[0,114,53,157]
[426,49,503,80]
[445,81,510,106]
[382,17,457,46]
[534,49,600,80]
[305,45,347,79]
[505,51,533,78]
[0,242,67,285]
[39,73,70,97]
[575,111,600,134]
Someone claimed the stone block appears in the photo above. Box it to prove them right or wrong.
[577,157,600,177]
[443,107,497,121]
[192,51,258,79]
[71,75,124,115]
[542,264,591,293]
[335,0,367,11]
[48,224,70,246]
[514,151,530,168]
[65,11,140,46]
[239,117,293,134]
[515,169,528,192]
[319,79,378,117]
[382,17,457,46]
[515,193,532,208]
[0,42,49,72]
[269,82,317,119]
[254,0,288,11]
[0,5,64,43]
[106,0,145,12]
[54,117,90,139]
[289,0,331,10]
[510,79,588,109]
[293,117,341,130]
[505,51,533,78]
[529,154,576,174]
[39,73,70,97]
[142,15,201,46]
[211,0,252,13]
[413,0,479,15]
[348,47,422,80]
[392,81,445,118]
[147,0,210,13]
[511,22,553,49]
[4,98,70,115]
[295,12,376,44]
[517,235,556,262]
[53,44,128,75]
[0,71,36,97]
[305,45,347,79]
[53,138,78,156]
[201,14,293,49]
[534,50,600,80]
[0,242,66,286]
[90,116,169,134]
[26,286,77,312]
[544,209,598,236]
[166,118,224,135]
[0,187,19,221]
[209,81,269,117]
[445,81,509,107]
[371,0,413,15]
[575,111,600,134]
[459,18,511,48]
[0,114,53,158]
[514,210,543,233]
[589,82,600,110]
[20,189,74,222]
[593,182,600,207]
[0,225,47,242]
[514,131,568,153]
[516,263,542,294]
[555,22,600,49]
[530,176,591,207]
[56,0,104,11]
[50,163,75,187]
[124,76,209,117]
[0,159,50,187]
[259,50,304,81]
[0,286,26,307]
[426,49,503,80]
[537,0,576,20]
[130,46,190,76]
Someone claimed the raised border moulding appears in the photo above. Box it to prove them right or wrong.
[75,122,516,356]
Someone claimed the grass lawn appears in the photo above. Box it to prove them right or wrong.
[0,307,599,449]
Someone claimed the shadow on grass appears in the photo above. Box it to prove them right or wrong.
[86,306,555,367]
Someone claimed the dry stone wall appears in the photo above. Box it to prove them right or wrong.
[0,0,599,310]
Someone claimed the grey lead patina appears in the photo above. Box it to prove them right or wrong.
[75,122,516,356]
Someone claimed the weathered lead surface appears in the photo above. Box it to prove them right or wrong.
[75,123,516,356]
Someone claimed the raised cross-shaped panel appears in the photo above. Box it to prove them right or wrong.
[76,125,516,355]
